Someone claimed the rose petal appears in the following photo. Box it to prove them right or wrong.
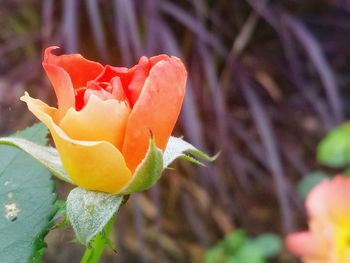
[43,46,104,89]
[60,95,130,150]
[42,63,75,121]
[20,92,132,194]
[122,56,187,171]
[95,65,135,96]
[83,88,116,103]
[127,56,150,106]
[111,77,128,101]
[149,54,169,66]
[285,232,328,260]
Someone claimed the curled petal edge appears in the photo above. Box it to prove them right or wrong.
[20,92,132,194]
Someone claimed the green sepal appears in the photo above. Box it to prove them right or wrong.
[119,137,163,195]
[163,136,217,168]
[66,187,123,246]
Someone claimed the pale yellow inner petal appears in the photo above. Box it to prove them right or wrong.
[20,92,133,193]
[60,95,130,150]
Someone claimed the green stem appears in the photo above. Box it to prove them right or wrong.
[80,216,115,263]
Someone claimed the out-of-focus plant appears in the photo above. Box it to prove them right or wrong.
[296,122,350,201]
[205,229,282,263]
[297,171,329,200]
[318,122,350,169]
[286,175,350,263]
[288,123,350,262]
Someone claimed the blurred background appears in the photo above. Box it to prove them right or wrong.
[1,0,350,262]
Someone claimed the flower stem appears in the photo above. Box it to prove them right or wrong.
[80,216,115,263]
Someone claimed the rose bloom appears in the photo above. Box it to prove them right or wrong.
[286,175,350,263]
[21,46,187,193]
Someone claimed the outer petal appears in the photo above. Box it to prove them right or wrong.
[285,232,328,260]
[127,56,150,106]
[42,62,75,121]
[59,95,130,150]
[20,93,132,194]
[43,46,104,89]
[122,56,187,171]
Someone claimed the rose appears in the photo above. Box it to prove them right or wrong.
[21,46,187,194]
[286,175,350,263]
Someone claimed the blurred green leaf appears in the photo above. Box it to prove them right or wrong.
[205,230,282,263]
[297,171,329,199]
[235,241,265,263]
[317,122,350,167]
[343,168,350,177]
[253,233,283,257]
[226,256,239,263]
[0,123,56,263]
[223,229,246,253]
[205,245,226,263]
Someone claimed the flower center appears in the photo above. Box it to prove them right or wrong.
[74,77,128,111]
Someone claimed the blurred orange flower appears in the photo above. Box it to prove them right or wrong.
[286,175,350,262]
[21,46,187,193]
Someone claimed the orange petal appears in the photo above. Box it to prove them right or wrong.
[43,46,104,89]
[111,77,128,101]
[60,95,130,150]
[122,56,187,171]
[127,56,150,106]
[42,63,75,121]
[285,232,328,260]
[20,92,132,194]
[96,65,135,91]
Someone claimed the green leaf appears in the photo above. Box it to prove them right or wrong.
[297,171,329,200]
[0,137,73,184]
[223,229,246,253]
[235,241,265,263]
[205,245,227,263]
[317,122,350,167]
[53,200,66,221]
[66,187,123,245]
[163,136,217,168]
[0,123,57,263]
[13,123,49,146]
[119,138,163,195]
[343,168,350,177]
[253,233,282,257]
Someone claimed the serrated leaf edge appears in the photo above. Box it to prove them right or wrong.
[0,137,73,184]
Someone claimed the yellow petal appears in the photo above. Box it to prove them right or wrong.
[59,95,130,150]
[20,92,132,193]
